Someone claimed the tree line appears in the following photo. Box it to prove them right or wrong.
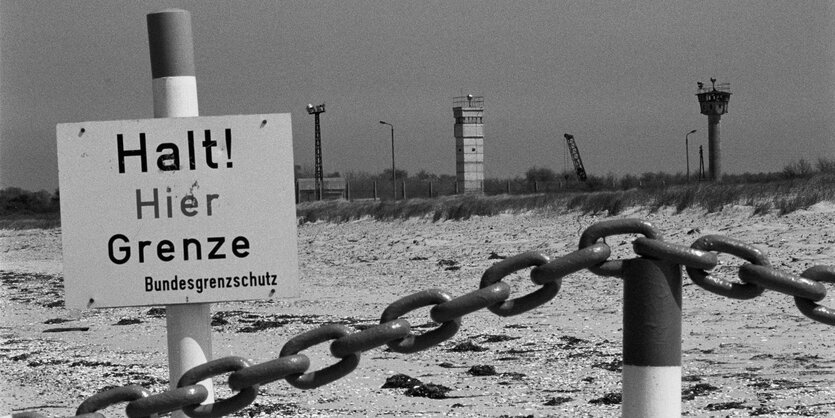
[0,187,60,216]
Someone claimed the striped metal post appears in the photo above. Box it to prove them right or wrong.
[621,257,682,417]
[147,9,214,414]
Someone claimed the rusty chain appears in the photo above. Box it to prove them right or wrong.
[8,218,835,418]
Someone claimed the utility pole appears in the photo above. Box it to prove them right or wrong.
[685,129,697,181]
[379,121,396,200]
[307,103,326,200]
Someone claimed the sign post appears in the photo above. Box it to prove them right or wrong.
[56,10,298,417]
[147,11,213,411]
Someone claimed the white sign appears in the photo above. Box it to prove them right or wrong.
[56,114,298,308]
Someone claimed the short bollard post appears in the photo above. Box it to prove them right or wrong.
[621,257,682,417]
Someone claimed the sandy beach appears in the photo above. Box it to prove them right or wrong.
[2,204,835,417]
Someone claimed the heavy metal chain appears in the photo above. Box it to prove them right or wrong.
[10,218,835,418]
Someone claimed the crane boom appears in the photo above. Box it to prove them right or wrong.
[563,133,587,181]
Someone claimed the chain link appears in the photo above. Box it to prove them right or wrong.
[429,282,510,323]
[685,234,768,299]
[74,386,153,417]
[795,265,835,325]
[8,413,50,418]
[11,218,835,418]
[227,354,309,391]
[279,324,360,390]
[578,218,662,277]
[380,289,461,353]
[632,237,717,270]
[479,251,555,316]
[530,242,610,285]
[177,357,258,418]
[125,385,208,418]
[330,319,411,357]
[738,264,827,301]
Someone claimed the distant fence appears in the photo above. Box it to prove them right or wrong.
[295,178,590,202]
[296,178,347,202]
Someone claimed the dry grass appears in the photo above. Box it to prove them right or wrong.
[297,174,835,223]
[0,214,61,230]
[4,175,834,228]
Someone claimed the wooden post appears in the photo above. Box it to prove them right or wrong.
[429,181,433,198]
[373,181,378,200]
[402,180,407,200]
[147,9,214,413]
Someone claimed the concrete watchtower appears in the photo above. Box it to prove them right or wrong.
[453,94,484,194]
[696,78,731,181]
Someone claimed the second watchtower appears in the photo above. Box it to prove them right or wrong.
[696,78,731,181]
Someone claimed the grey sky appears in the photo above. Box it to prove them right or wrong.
[2,1,833,192]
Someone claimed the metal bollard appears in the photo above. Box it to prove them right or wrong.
[621,257,682,417]
[580,218,681,417]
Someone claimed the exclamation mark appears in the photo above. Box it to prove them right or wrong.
[225,128,233,168]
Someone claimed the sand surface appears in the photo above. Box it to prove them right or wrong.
[2,205,835,417]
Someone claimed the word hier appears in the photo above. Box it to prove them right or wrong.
[135,188,219,220]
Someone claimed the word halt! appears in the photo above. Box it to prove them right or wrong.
[117,128,234,173]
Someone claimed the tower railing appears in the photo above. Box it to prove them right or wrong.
[453,96,484,108]
[696,82,730,94]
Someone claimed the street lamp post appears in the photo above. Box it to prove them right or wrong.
[685,129,697,182]
[379,121,396,201]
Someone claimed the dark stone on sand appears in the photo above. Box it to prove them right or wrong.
[404,383,452,399]
[382,373,422,389]
[467,364,496,376]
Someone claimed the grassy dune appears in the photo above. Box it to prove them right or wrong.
[297,174,835,223]
[3,174,834,229]
[0,213,61,230]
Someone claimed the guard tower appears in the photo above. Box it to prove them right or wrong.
[696,78,731,181]
[453,94,484,194]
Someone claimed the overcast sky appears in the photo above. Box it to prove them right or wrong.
[2,1,833,192]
